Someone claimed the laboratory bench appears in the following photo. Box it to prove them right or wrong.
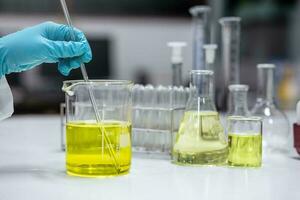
[0,115,300,200]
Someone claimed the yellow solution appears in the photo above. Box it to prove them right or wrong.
[66,120,131,177]
[228,134,262,167]
[173,111,228,165]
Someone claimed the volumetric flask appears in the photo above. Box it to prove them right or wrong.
[251,64,290,154]
[172,70,228,166]
[227,116,262,167]
[62,80,133,177]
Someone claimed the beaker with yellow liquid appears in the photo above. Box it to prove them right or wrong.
[227,116,262,167]
[172,70,228,165]
[63,80,133,177]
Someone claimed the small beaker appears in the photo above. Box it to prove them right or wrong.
[62,80,133,177]
[227,116,262,167]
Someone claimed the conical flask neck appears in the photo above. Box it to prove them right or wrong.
[187,70,216,111]
[190,70,213,97]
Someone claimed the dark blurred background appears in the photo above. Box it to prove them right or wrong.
[0,0,299,113]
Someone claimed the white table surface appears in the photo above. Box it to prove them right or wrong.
[0,115,300,200]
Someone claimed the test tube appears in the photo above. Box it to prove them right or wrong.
[189,6,211,70]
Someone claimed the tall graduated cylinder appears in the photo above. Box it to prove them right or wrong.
[62,80,133,177]
[173,70,228,165]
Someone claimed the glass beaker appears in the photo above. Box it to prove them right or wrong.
[227,116,262,167]
[60,103,66,151]
[172,70,228,166]
[251,64,290,154]
[227,84,250,117]
[62,80,133,177]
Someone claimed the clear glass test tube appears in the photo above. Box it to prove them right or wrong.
[189,6,211,70]
[227,116,262,167]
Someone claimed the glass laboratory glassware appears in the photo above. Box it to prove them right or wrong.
[227,84,250,117]
[60,103,66,151]
[172,70,228,165]
[227,116,262,167]
[167,42,187,86]
[219,17,241,110]
[251,64,290,154]
[131,85,188,156]
[189,6,211,70]
[62,80,133,177]
[203,44,218,100]
[203,44,217,72]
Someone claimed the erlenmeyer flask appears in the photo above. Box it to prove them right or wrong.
[227,84,250,117]
[251,64,290,154]
[172,70,228,165]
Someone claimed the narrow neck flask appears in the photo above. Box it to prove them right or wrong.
[251,64,290,154]
[227,84,250,116]
[172,70,228,166]
[172,63,182,86]
[189,6,211,70]
[203,44,217,72]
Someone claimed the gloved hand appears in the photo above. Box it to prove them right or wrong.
[0,21,92,77]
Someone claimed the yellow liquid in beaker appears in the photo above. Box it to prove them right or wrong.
[228,134,262,167]
[66,121,131,177]
[173,111,228,166]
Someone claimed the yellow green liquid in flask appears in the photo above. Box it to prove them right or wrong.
[228,133,262,167]
[173,111,228,165]
[66,121,131,177]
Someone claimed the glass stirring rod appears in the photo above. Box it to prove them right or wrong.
[59,0,120,174]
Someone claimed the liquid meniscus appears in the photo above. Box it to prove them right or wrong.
[66,120,132,177]
[173,111,228,166]
[228,133,262,167]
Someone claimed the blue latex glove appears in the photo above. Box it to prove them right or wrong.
[0,21,92,77]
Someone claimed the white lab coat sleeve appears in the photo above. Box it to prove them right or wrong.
[0,76,13,121]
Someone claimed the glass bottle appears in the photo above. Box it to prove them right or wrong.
[172,70,228,165]
[227,84,250,117]
[251,64,290,154]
